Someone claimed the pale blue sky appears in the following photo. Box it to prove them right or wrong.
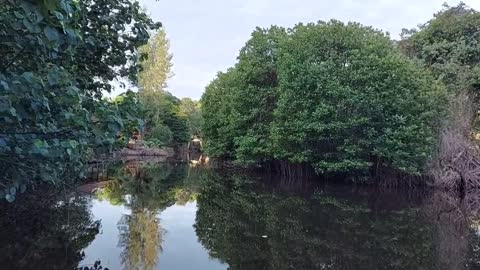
[136,0,480,100]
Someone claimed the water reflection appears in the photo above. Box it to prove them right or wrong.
[0,191,100,270]
[118,209,163,270]
[2,162,480,269]
[194,172,480,270]
[95,160,201,270]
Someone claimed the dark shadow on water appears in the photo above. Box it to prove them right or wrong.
[0,189,100,270]
[194,170,480,270]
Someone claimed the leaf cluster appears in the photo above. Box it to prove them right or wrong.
[201,21,448,175]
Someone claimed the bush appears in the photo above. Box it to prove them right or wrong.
[147,125,173,146]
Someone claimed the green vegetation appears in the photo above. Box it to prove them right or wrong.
[399,3,480,188]
[0,0,160,200]
[180,97,203,138]
[399,3,480,95]
[137,29,190,146]
[202,21,448,176]
[0,0,199,201]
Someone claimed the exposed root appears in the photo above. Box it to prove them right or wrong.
[429,92,480,190]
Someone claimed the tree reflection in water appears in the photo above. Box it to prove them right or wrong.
[194,171,480,270]
[6,162,480,270]
[0,190,100,270]
[118,209,163,270]
[422,190,480,270]
[95,160,201,270]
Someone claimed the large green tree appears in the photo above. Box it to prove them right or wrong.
[202,21,448,176]
[179,97,203,137]
[201,26,287,164]
[398,3,480,188]
[0,0,160,200]
[271,21,447,175]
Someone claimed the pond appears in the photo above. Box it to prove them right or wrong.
[1,160,480,270]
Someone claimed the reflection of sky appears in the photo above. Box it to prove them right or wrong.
[80,200,129,270]
[80,199,227,270]
[159,202,226,270]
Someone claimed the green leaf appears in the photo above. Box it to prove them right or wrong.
[23,19,41,33]
[34,140,45,148]
[44,26,60,41]
[53,11,64,20]
[69,140,79,149]
[13,11,24,19]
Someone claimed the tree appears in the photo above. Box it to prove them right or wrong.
[399,3,480,94]
[138,29,173,94]
[201,21,448,176]
[201,69,240,158]
[179,97,203,137]
[0,0,160,200]
[231,26,287,165]
[399,3,480,188]
[272,21,447,175]
[137,30,189,145]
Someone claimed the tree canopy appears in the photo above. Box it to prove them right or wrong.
[201,21,448,177]
[0,0,160,200]
[137,29,190,146]
[399,2,480,94]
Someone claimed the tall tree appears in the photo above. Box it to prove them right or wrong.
[138,29,173,94]
[0,0,160,200]
[137,29,189,145]
[399,3,480,188]
[272,21,447,174]
[201,69,240,158]
[202,21,448,176]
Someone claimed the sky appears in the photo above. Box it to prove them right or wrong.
[135,0,480,100]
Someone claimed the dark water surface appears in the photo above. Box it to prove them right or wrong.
[1,161,480,270]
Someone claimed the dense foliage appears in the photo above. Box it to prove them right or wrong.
[0,0,159,200]
[399,3,480,95]
[398,3,480,189]
[201,21,448,176]
[180,97,203,138]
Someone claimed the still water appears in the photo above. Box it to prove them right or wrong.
[1,160,480,270]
